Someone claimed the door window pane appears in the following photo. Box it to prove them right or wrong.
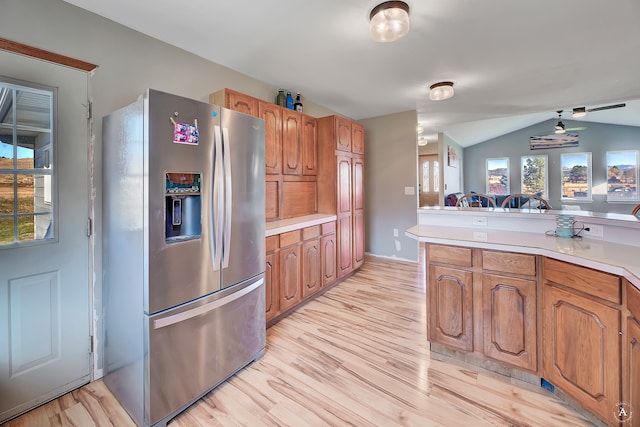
[433,161,439,193]
[606,150,638,201]
[561,153,592,200]
[486,158,509,195]
[521,155,548,197]
[0,81,54,246]
[422,161,430,193]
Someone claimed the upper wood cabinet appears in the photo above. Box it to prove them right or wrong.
[336,116,352,152]
[259,101,282,175]
[351,123,364,154]
[282,109,302,175]
[302,115,318,175]
[210,88,258,117]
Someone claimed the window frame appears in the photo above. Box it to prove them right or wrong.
[486,157,510,195]
[560,152,592,201]
[520,154,548,198]
[606,150,638,203]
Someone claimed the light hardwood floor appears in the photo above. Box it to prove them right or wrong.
[3,253,594,427]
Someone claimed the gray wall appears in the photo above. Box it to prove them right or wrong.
[443,134,464,196]
[361,110,418,262]
[463,118,640,214]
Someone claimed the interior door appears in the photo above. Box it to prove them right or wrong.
[0,50,90,422]
[419,154,439,206]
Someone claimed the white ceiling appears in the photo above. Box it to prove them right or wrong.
[64,0,640,147]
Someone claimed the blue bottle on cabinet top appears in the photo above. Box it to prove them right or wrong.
[285,92,294,109]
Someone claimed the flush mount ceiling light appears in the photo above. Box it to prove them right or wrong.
[369,1,410,43]
[572,107,587,118]
[429,82,454,101]
[417,137,428,146]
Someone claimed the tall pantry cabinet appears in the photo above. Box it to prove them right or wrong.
[317,116,365,278]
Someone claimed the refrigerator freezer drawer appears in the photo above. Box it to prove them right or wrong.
[146,276,265,426]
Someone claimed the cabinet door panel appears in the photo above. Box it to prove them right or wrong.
[353,211,364,269]
[353,157,364,211]
[321,234,336,287]
[227,90,258,116]
[337,216,352,278]
[351,123,364,154]
[282,110,301,175]
[302,239,321,298]
[543,284,620,422]
[336,117,351,152]
[259,102,282,175]
[279,244,301,311]
[428,265,473,352]
[265,251,279,322]
[482,274,536,371]
[302,115,317,175]
[337,157,352,215]
[626,317,640,424]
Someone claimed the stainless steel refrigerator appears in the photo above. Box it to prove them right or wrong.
[102,89,265,427]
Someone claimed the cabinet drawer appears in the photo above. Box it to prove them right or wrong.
[302,225,320,240]
[482,251,536,276]
[322,221,336,235]
[279,230,301,248]
[428,244,472,267]
[627,280,640,320]
[266,235,279,253]
[543,258,620,304]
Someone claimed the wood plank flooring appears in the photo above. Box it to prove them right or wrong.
[2,253,594,427]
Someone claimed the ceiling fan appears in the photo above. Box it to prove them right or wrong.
[554,110,586,134]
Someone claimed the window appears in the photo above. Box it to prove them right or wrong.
[0,82,54,245]
[486,158,509,195]
[421,160,430,193]
[561,152,592,200]
[606,150,638,202]
[521,155,548,197]
[433,160,439,193]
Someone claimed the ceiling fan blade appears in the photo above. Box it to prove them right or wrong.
[564,127,587,131]
[587,103,626,112]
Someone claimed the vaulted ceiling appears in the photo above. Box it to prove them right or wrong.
[64,0,640,146]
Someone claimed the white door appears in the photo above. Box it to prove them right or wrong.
[0,50,90,422]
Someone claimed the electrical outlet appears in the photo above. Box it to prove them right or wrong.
[472,216,488,227]
[582,223,604,239]
[393,228,399,237]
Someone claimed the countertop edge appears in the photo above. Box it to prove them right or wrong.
[266,214,337,237]
[406,224,640,290]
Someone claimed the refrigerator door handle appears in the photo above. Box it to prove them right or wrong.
[222,126,233,268]
[211,125,224,271]
[152,278,264,329]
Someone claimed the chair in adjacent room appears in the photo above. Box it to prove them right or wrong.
[632,203,640,216]
[501,193,551,210]
[455,193,497,208]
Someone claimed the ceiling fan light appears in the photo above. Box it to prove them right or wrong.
[429,82,454,101]
[369,1,410,43]
[572,107,587,118]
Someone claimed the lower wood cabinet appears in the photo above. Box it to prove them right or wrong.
[265,250,279,322]
[482,273,537,371]
[625,280,640,424]
[302,239,321,298]
[279,242,302,312]
[428,265,474,352]
[542,284,620,423]
[321,233,336,286]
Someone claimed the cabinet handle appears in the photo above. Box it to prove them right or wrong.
[620,331,623,335]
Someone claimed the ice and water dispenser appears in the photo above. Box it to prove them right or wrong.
[165,172,202,242]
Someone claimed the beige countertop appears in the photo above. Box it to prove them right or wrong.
[406,223,640,289]
[266,214,337,237]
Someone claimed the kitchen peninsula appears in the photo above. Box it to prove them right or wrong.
[407,207,640,426]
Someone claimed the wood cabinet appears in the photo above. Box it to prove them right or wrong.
[542,259,621,423]
[624,280,640,424]
[302,115,317,175]
[428,264,474,352]
[259,101,282,175]
[279,231,302,312]
[302,239,321,298]
[210,88,258,116]
[282,109,302,176]
[318,115,365,278]
[482,273,537,371]
[265,235,280,322]
[351,122,364,155]
[321,222,337,287]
